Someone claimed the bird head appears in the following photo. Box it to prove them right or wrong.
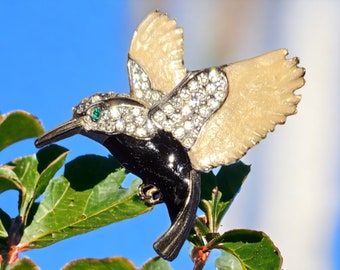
[35,92,156,148]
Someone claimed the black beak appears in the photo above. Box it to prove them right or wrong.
[35,118,83,148]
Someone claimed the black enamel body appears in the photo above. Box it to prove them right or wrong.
[95,130,201,260]
[102,130,192,222]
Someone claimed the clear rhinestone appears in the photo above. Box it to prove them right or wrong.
[197,87,208,100]
[125,123,136,134]
[135,115,146,126]
[206,83,217,94]
[208,68,220,82]
[118,107,127,115]
[197,72,209,86]
[101,110,110,120]
[199,106,210,117]
[171,113,181,123]
[133,80,142,90]
[152,91,161,101]
[110,106,120,119]
[182,137,195,149]
[188,80,198,91]
[83,115,94,130]
[144,89,152,99]
[123,113,134,123]
[135,127,147,137]
[116,120,125,132]
[216,79,227,90]
[89,95,101,104]
[184,121,194,131]
[75,104,84,114]
[214,90,227,102]
[135,89,143,99]
[106,123,116,133]
[141,82,150,91]
[98,121,106,130]
[208,98,221,109]
[182,105,192,116]
[174,127,185,139]
[163,104,175,115]
[153,111,166,122]
[180,88,191,100]
[193,116,204,127]
[140,72,148,82]
[163,120,174,132]
[132,107,141,116]
[171,97,183,109]
[189,98,199,108]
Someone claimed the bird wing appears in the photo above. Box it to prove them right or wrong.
[188,49,305,171]
[128,11,186,107]
[149,67,229,150]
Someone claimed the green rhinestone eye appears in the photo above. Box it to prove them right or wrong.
[92,107,102,121]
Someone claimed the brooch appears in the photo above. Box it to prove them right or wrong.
[36,11,305,260]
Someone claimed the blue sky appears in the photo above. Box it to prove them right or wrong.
[1,1,340,270]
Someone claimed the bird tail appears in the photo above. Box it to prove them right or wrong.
[153,170,201,261]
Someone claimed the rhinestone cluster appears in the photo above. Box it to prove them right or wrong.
[73,92,118,116]
[151,67,228,149]
[83,103,156,139]
[127,59,164,106]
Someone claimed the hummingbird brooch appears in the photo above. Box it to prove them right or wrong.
[35,11,305,261]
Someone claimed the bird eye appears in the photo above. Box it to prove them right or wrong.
[91,107,102,121]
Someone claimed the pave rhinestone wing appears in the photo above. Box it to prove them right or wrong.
[149,67,228,149]
[127,59,165,107]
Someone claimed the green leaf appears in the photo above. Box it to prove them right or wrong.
[36,144,69,174]
[201,162,250,204]
[0,166,22,194]
[35,145,69,199]
[62,256,172,270]
[0,111,43,151]
[142,257,173,270]
[6,257,40,270]
[199,188,222,233]
[62,257,136,270]
[63,154,122,191]
[20,155,151,249]
[0,209,11,238]
[215,250,242,270]
[3,145,69,225]
[213,229,282,270]
[10,155,40,222]
[188,217,211,246]
[200,162,250,228]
